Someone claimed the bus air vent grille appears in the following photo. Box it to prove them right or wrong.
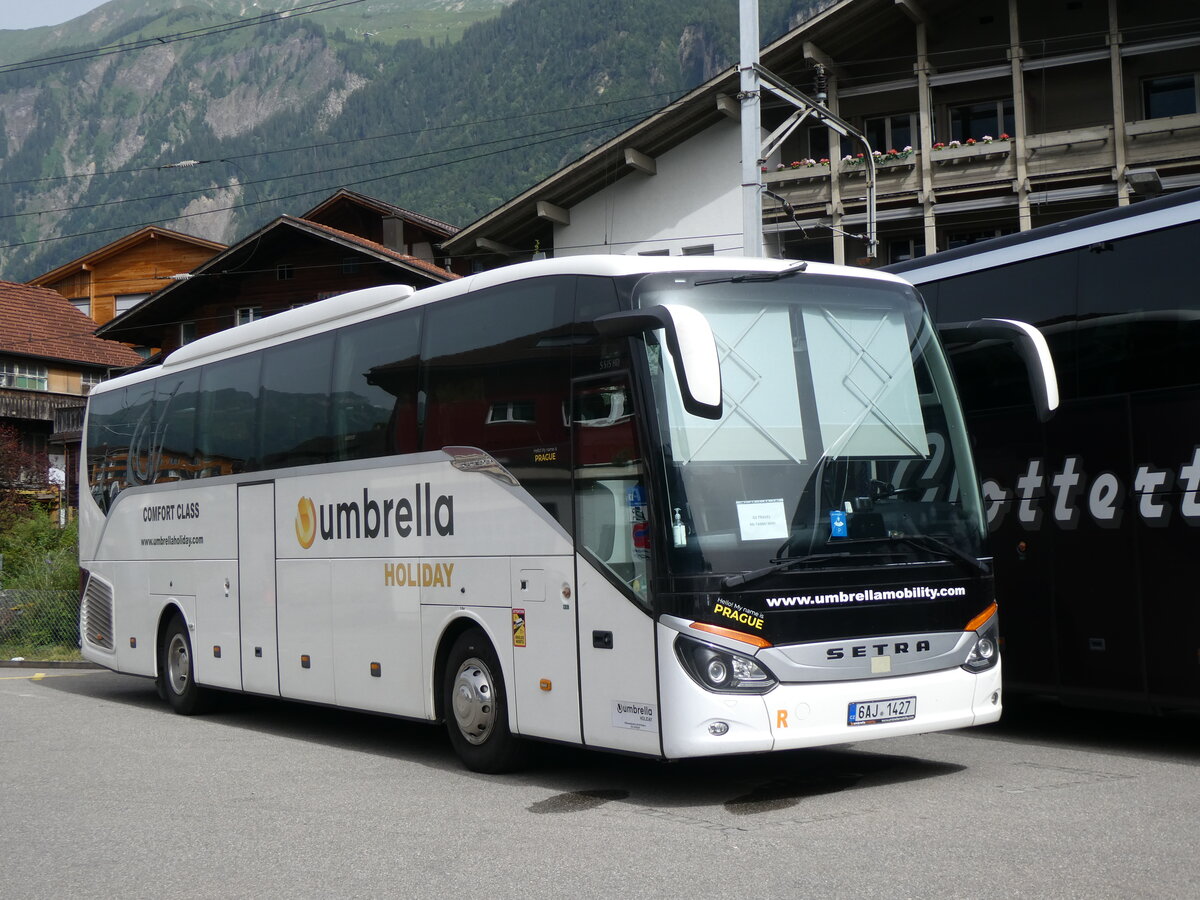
[82,577,114,651]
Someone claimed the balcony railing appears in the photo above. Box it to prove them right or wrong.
[763,119,1200,214]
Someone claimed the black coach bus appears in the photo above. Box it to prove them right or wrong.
[888,187,1200,713]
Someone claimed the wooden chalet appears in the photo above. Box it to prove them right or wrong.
[28,225,225,326]
[95,212,461,357]
[0,281,144,512]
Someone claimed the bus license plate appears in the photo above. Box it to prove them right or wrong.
[847,696,916,726]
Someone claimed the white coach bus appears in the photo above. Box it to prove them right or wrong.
[80,255,1027,771]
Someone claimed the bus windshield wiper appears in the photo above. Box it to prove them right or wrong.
[829,534,989,575]
[695,261,807,287]
[722,550,856,589]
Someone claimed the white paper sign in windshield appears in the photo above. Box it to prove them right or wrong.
[736,498,789,541]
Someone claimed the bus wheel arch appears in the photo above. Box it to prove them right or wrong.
[156,608,213,715]
[438,623,524,773]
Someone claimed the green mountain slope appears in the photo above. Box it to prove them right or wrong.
[0,0,820,282]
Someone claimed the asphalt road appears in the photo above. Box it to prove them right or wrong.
[1,666,1197,899]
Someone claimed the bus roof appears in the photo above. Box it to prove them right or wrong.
[93,254,909,393]
[885,186,1200,285]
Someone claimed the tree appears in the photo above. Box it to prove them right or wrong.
[0,424,50,533]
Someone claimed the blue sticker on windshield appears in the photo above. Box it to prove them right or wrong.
[829,510,848,537]
[626,485,645,507]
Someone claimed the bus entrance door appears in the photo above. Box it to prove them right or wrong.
[238,482,280,695]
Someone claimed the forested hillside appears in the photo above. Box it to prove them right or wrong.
[0,0,821,281]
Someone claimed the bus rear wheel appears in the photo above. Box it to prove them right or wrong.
[159,614,213,715]
[442,628,524,773]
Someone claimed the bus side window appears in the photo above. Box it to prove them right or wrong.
[259,333,336,469]
[85,387,131,512]
[196,354,262,475]
[422,278,574,530]
[333,309,423,460]
[121,383,156,487]
[945,340,1034,413]
[151,369,199,483]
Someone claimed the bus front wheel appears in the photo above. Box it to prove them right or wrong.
[159,615,212,715]
[442,629,524,773]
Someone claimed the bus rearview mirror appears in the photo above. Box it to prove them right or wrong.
[939,317,1060,422]
[595,305,723,419]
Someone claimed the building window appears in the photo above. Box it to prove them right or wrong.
[0,359,49,391]
[235,307,262,327]
[179,321,197,345]
[682,244,715,256]
[949,100,1015,142]
[114,293,150,315]
[888,237,926,264]
[807,126,855,161]
[947,227,1018,250]
[865,113,914,152]
[70,297,90,317]
[81,371,103,395]
[1143,74,1197,119]
[277,263,295,280]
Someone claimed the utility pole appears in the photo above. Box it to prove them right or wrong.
[738,0,878,260]
[739,0,763,257]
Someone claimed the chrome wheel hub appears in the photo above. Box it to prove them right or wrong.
[166,632,190,696]
[451,657,495,745]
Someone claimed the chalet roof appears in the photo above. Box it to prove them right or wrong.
[28,225,226,286]
[0,281,145,369]
[441,0,955,258]
[301,189,460,238]
[96,214,459,343]
[294,216,461,280]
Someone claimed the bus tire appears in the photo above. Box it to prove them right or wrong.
[442,628,524,773]
[159,614,213,716]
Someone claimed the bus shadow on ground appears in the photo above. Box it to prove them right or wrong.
[525,747,965,817]
[972,695,1200,764]
[42,669,966,811]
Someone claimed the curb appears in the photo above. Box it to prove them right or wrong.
[0,660,101,669]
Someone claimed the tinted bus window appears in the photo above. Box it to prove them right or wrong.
[151,369,200,482]
[935,252,1079,402]
[85,386,140,511]
[197,354,262,475]
[121,382,157,488]
[332,309,423,459]
[423,277,575,529]
[1075,223,1200,396]
[259,333,336,469]
[422,277,574,453]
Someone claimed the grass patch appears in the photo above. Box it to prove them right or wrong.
[0,643,83,662]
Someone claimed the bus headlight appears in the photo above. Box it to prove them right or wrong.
[962,613,1001,673]
[675,634,777,694]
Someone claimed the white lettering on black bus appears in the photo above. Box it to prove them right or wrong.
[983,446,1200,530]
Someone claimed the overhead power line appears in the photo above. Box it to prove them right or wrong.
[0,106,659,222]
[0,90,683,189]
[0,0,368,75]
[0,109,650,253]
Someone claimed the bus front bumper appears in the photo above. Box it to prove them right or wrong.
[658,628,1002,759]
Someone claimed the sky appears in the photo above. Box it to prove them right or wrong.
[0,0,111,30]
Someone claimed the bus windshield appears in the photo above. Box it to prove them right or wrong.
[634,271,985,578]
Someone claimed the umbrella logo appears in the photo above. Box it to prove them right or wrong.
[295,496,316,549]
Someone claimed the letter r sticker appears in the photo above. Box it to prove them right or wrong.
[776,709,789,728]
